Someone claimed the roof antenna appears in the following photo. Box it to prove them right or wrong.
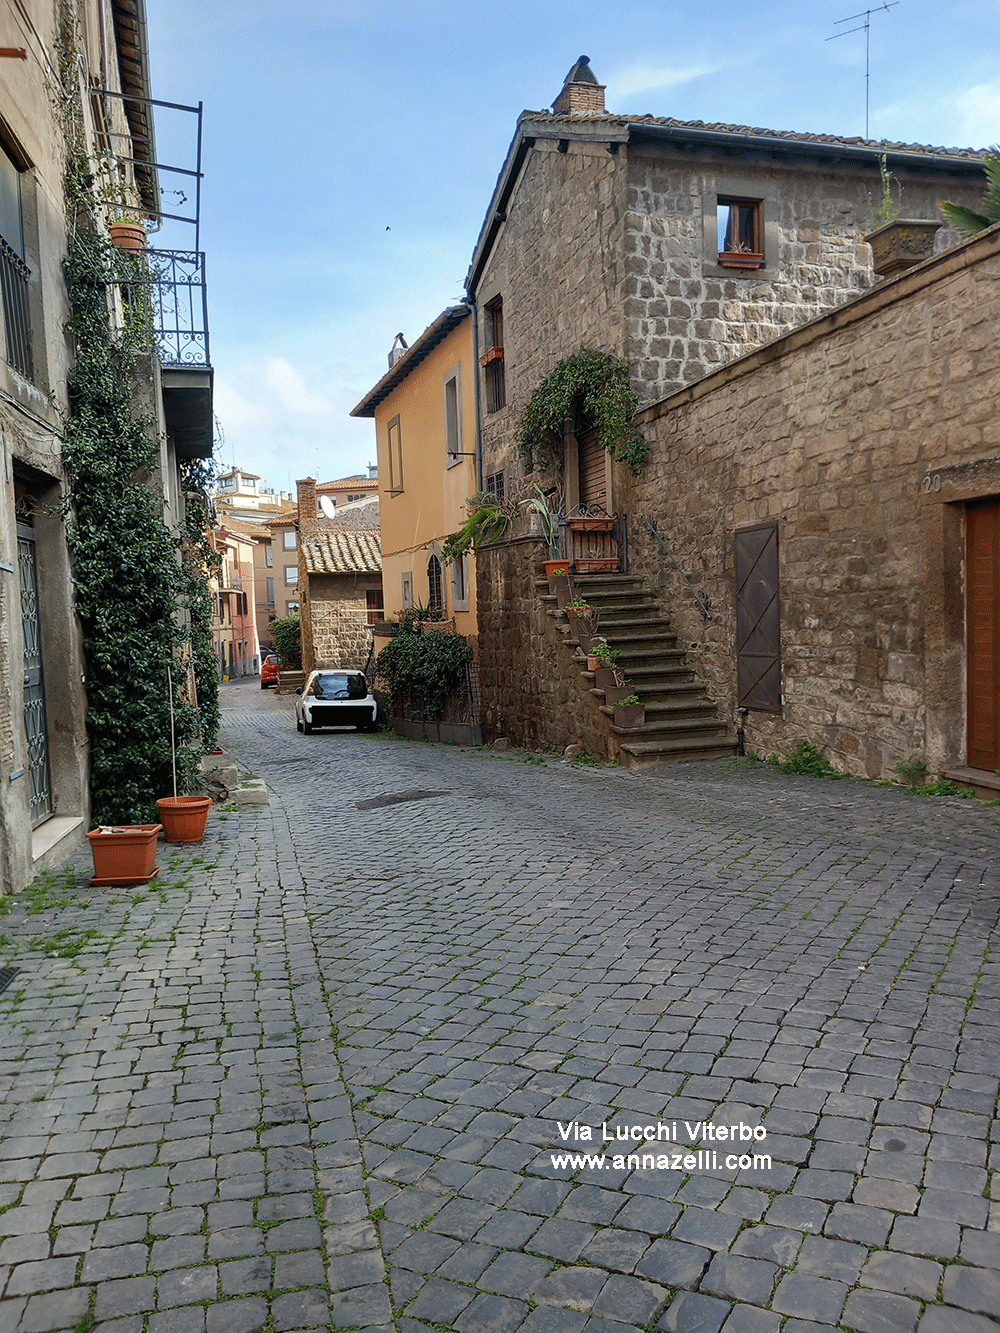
[827,0,899,140]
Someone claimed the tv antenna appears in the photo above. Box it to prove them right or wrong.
[828,1,899,139]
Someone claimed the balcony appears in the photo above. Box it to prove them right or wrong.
[111,246,213,459]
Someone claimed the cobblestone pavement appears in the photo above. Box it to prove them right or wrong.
[1,676,999,1333]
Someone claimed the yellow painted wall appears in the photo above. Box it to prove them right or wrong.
[374,315,479,647]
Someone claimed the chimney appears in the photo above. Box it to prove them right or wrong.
[552,55,606,116]
[297,477,318,538]
[388,332,408,368]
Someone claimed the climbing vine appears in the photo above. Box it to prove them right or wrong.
[57,19,219,823]
[517,350,648,476]
[375,626,473,718]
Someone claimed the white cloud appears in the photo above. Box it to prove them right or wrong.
[261,357,334,416]
[608,62,720,100]
[952,80,1000,148]
[877,78,1000,150]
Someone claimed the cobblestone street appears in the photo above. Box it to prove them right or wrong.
[1,676,999,1333]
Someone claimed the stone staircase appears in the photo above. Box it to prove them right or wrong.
[541,573,736,769]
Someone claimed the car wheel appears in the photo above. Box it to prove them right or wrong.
[260,682,267,690]
[303,719,313,734]
[296,717,303,732]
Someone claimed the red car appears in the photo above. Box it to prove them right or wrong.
[260,653,280,689]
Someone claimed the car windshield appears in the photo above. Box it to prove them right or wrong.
[313,673,367,700]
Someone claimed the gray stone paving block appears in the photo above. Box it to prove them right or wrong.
[527,1218,596,1263]
[823,1201,891,1246]
[453,1291,529,1333]
[657,1290,731,1332]
[17,1286,90,1333]
[635,1237,710,1290]
[0,1234,49,1264]
[528,1266,607,1313]
[670,1207,743,1252]
[763,1195,828,1233]
[853,1177,920,1213]
[437,1240,498,1283]
[557,1187,625,1226]
[4,1255,79,1295]
[770,1273,847,1324]
[795,1235,867,1284]
[390,1229,461,1273]
[272,1288,330,1331]
[207,1228,264,1261]
[888,1215,961,1260]
[731,1224,802,1267]
[701,1252,778,1305]
[860,1250,943,1302]
[960,1230,1000,1268]
[840,1288,920,1333]
[156,1264,219,1307]
[406,1277,476,1324]
[475,1210,543,1250]
[79,1243,149,1282]
[518,1308,588,1333]
[942,1263,1000,1317]
[148,1308,207,1333]
[218,1255,272,1296]
[381,1187,444,1227]
[720,1306,782,1333]
[264,1217,322,1252]
[94,1275,158,1320]
[324,1220,379,1256]
[326,1248,385,1290]
[204,1296,268,1333]
[917,1306,1000,1333]
[480,1249,552,1296]
[613,1195,680,1235]
[591,1273,670,1325]
[919,1189,990,1227]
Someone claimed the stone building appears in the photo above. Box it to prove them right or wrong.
[466,57,987,513]
[0,0,214,894]
[295,478,382,673]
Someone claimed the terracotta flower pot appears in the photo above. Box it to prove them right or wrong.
[569,516,615,532]
[586,653,600,671]
[109,221,146,251]
[87,824,161,886]
[156,795,212,844]
[544,560,570,583]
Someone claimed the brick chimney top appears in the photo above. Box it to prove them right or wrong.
[552,55,606,116]
[296,476,319,537]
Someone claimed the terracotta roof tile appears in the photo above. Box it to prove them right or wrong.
[303,530,382,575]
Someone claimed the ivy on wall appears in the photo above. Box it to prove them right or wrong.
[375,626,473,718]
[517,350,648,476]
[63,235,218,823]
[270,614,302,670]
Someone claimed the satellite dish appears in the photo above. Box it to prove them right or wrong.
[319,495,337,519]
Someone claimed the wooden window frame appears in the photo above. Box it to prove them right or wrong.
[444,366,462,466]
[718,199,764,270]
[481,298,506,413]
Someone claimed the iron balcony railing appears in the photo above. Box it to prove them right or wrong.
[0,235,33,380]
[111,246,210,368]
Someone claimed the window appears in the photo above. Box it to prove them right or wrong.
[451,552,470,613]
[0,143,33,379]
[284,566,298,586]
[266,577,274,604]
[282,529,297,549]
[718,199,763,269]
[444,367,462,465]
[485,472,505,502]
[366,588,384,625]
[346,492,365,501]
[265,545,273,567]
[387,416,403,493]
[427,554,443,613]
[401,573,412,608]
[286,601,299,614]
[481,298,505,413]
[735,522,780,711]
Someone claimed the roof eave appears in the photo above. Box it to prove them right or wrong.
[351,305,471,418]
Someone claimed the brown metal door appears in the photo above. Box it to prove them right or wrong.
[735,522,781,712]
[967,498,1000,771]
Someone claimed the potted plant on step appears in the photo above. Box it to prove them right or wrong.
[614,693,645,729]
[548,564,572,604]
[591,643,621,679]
[87,822,162,887]
[520,484,567,581]
[156,661,212,844]
[601,667,632,706]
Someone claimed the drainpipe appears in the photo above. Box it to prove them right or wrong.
[467,295,483,494]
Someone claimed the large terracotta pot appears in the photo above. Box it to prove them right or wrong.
[109,221,146,251]
[156,795,212,844]
[87,824,161,886]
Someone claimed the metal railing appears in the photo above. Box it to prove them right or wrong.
[111,246,210,368]
[0,236,33,379]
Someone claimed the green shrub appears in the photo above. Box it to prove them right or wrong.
[909,779,974,799]
[768,741,844,779]
[375,627,473,717]
[270,615,301,670]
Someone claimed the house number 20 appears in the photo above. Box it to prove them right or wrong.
[922,473,942,493]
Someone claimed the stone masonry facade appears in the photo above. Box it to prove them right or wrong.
[306,574,380,671]
[613,225,1000,780]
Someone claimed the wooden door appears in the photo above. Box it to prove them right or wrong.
[735,522,781,712]
[967,498,1000,771]
[578,428,607,510]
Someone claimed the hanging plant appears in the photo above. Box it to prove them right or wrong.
[517,350,648,476]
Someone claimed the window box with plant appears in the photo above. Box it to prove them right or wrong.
[717,199,764,270]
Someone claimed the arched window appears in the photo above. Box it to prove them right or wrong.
[427,554,443,612]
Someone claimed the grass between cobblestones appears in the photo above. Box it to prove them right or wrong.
[0,687,998,1333]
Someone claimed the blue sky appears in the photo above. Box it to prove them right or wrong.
[145,0,999,492]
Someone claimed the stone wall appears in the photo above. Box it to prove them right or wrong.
[624,151,982,406]
[307,574,381,670]
[476,535,612,758]
[476,139,629,490]
[613,225,1000,779]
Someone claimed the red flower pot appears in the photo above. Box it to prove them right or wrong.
[87,824,161,886]
[156,795,212,844]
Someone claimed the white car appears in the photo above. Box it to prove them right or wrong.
[295,669,378,734]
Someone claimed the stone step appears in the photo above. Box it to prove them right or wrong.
[599,629,679,650]
[605,711,729,737]
[617,740,737,770]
